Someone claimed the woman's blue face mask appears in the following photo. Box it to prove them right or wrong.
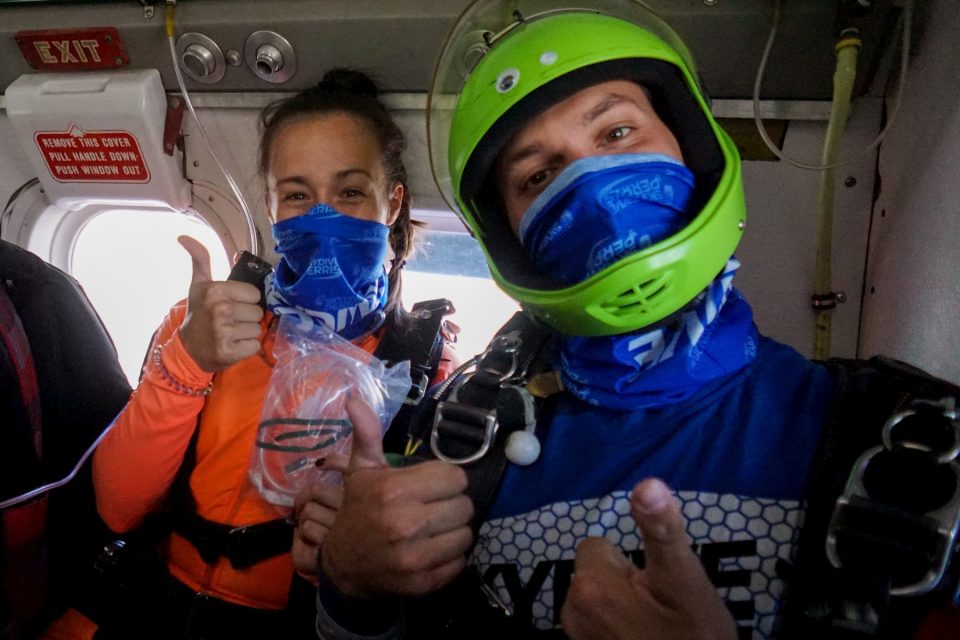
[518,153,695,286]
[265,203,390,340]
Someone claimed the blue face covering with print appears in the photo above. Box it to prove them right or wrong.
[519,153,695,285]
[266,203,389,341]
[516,154,757,409]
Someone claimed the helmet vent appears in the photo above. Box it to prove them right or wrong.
[601,272,673,318]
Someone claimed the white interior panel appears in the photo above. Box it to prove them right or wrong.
[860,0,960,383]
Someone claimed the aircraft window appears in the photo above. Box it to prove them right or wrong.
[402,229,519,360]
[71,209,230,385]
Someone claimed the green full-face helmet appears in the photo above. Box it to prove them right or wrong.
[428,0,746,337]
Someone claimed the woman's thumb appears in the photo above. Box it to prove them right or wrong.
[178,235,212,285]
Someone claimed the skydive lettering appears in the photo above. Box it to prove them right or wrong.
[481,540,757,639]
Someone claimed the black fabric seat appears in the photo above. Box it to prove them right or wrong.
[1,239,132,634]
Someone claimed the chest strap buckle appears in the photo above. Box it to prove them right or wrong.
[428,333,521,466]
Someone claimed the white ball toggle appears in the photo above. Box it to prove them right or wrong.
[505,429,541,466]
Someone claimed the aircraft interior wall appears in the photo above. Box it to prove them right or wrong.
[859,0,960,383]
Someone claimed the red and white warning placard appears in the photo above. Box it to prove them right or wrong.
[34,125,150,183]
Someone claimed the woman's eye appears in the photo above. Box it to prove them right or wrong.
[283,192,307,202]
[605,126,633,142]
[342,188,364,199]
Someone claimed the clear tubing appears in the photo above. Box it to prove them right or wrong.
[752,0,913,171]
[0,415,119,511]
[165,2,259,255]
[813,42,860,360]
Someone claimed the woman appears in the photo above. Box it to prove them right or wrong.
[90,69,454,639]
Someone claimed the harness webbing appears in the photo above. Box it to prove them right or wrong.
[395,311,554,529]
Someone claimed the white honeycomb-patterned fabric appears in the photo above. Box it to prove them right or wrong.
[471,489,802,639]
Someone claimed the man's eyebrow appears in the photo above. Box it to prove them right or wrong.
[581,93,639,127]
[500,143,545,169]
[500,93,643,170]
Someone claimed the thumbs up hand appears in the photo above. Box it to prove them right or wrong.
[560,478,737,640]
[318,394,475,598]
[177,236,264,372]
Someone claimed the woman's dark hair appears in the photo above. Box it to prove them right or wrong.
[259,68,420,313]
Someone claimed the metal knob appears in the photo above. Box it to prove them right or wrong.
[255,44,284,75]
[244,31,296,83]
[175,33,225,84]
[182,43,216,78]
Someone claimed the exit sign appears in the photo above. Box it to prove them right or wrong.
[15,27,129,71]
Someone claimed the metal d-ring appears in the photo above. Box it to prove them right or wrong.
[881,397,960,464]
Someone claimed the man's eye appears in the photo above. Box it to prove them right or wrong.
[605,126,633,142]
[522,170,551,193]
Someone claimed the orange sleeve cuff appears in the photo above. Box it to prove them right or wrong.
[150,329,214,390]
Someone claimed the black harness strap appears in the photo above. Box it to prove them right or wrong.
[377,299,453,454]
[778,356,960,639]
[398,311,554,528]
[170,510,295,570]
[396,312,557,637]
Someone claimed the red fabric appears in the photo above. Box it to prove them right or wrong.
[0,282,42,457]
[40,607,98,640]
[2,495,47,548]
[3,497,49,637]
[914,605,960,640]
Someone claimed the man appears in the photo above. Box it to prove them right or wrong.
[302,2,959,638]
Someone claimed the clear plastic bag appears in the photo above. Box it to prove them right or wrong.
[249,315,411,511]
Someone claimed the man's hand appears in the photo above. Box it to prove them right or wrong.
[177,236,263,372]
[560,478,737,640]
[292,481,344,585]
[319,394,474,598]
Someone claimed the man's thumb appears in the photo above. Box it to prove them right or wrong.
[178,235,212,285]
[345,393,388,471]
[631,478,709,600]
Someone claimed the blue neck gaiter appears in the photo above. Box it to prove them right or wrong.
[520,153,695,285]
[266,203,389,340]
[517,153,757,409]
[559,259,758,410]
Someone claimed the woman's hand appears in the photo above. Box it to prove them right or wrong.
[177,236,264,372]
